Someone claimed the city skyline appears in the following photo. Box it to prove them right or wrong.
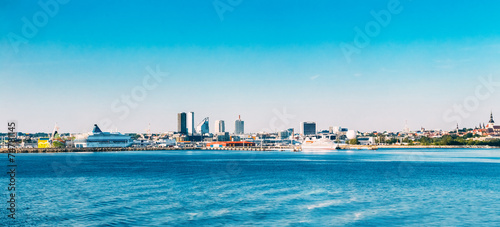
[2,111,499,135]
[2,1,500,133]
[3,2,500,226]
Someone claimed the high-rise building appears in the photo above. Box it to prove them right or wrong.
[177,112,187,134]
[300,122,316,135]
[196,117,210,135]
[187,112,195,135]
[235,115,244,135]
[214,120,225,133]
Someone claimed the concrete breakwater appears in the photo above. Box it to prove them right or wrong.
[0,147,200,153]
[375,145,500,149]
[204,146,301,152]
[0,146,300,153]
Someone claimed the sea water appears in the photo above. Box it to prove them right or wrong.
[3,149,500,226]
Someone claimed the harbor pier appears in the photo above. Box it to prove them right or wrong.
[0,145,301,153]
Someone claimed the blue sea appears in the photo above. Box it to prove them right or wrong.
[3,149,500,226]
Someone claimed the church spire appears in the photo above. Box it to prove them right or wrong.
[489,111,495,124]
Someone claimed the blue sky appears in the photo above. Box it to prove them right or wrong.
[2,0,500,133]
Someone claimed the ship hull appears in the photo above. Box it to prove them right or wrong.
[301,140,339,152]
[301,146,338,152]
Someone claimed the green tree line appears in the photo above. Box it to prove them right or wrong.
[417,134,500,146]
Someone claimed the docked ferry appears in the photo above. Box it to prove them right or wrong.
[74,124,133,148]
[301,137,340,152]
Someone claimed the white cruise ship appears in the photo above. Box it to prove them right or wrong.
[74,124,133,148]
[301,136,339,152]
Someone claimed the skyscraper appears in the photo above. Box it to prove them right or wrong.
[300,122,316,135]
[235,115,244,135]
[177,112,187,134]
[215,120,225,133]
[187,112,195,135]
[196,117,210,135]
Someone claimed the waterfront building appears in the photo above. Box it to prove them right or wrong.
[216,132,230,141]
[256,132,272,139]
[215,120,225,133]
[175,135,189,142]
[187,135,203,142]
[330,126,348,134]
[37,138,51,148]
[357,137,375,145]
[132,138,154,147]
[300,122,316,135]
[156,139,177,147]
[196,117,210,134]
[187,112,195,135]
[74,124,132,148]
[278,130,290,139]
[235,115,244,135]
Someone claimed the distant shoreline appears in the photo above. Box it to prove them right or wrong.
[1,145,499,153]
[0,147,195,154]
[377,145,500,149]
[351,145,500,149]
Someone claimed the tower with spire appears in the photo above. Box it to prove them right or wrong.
[487,111,495,129]
[404,120,410,133]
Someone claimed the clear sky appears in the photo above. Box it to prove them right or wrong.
[2,0,500,133]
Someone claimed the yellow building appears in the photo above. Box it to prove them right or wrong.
[38,138,51,148]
